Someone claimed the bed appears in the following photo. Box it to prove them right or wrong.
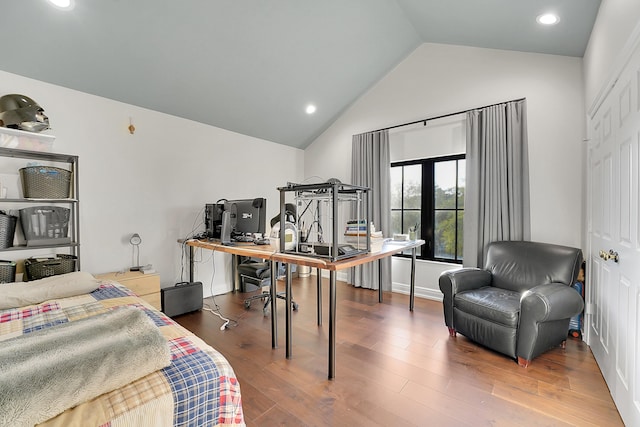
[0,272,245,427]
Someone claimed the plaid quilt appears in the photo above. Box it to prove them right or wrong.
[0,281,244,427]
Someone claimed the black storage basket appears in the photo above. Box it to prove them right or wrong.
[24,254,77,281]
[19,206,70,246]
[0,211,17,249]
[19,166,72,199]
[0,260,16,283]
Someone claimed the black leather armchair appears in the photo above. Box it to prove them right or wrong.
[439,241,584,367]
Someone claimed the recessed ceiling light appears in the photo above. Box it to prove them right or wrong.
[536,13,560,25]
[47,0,74,10]
[305,104,317,115]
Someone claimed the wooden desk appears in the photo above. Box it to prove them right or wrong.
[186,238,424,379]
[186,239,280,348]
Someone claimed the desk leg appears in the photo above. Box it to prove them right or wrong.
[270,260,278,349]
[189,245,194,283]
[328,270,336,379]
[285,263,292,359]
[232,254,240,292]
[317,268,322,326]
[378,259,383,303]
[410,247,416,311]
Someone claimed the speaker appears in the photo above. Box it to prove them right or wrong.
[161,281,203,317]
[220,210,232,244]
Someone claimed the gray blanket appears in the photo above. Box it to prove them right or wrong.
[0,307,171,427]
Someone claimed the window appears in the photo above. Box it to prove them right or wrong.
[390,154,465,263]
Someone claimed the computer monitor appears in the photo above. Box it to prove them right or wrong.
[224,198,267,236]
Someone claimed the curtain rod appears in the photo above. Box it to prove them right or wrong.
[370,97,526,134]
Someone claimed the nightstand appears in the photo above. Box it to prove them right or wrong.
[95,271,161,310]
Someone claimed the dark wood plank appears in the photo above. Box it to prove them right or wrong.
[175,276,623,427]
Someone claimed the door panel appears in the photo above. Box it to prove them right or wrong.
[587,38,640,426]
[603,152,613,240]
[589,256,600,335]
[635,290,640,416]
[600,262,612,354]
[616,275,631,389]
[619,140,632,245]
[592,159,601,237]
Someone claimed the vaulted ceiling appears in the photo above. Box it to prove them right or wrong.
[0,1,601,149]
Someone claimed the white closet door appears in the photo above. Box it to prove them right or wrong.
[587,38,640,427]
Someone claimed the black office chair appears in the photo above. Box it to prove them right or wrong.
[239,258,299,315]
[241,204,299,315]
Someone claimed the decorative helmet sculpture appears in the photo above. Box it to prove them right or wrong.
[0,94,50,132]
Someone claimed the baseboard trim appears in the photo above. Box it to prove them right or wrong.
[302,270,443,301]
[392,282,443,302]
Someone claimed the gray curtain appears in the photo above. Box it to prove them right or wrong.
[351,130,391,290]
[463,99,531,267]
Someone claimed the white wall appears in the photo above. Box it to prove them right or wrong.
[305,43,585,300]
[583,0,640,110]
[0,70,304,296]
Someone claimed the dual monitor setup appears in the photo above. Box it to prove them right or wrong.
[205,198,268,245]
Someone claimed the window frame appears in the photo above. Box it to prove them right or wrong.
[391,153,465,263]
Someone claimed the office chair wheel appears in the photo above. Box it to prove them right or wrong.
[293,302,299,311]
[244,301,251,309]
[263,306,270,316]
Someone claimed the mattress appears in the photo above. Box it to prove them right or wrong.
[0,279,244,427]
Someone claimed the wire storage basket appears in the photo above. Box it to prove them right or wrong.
[24,254,77,281]
[19,206,70,246]
[19,166,72,199]
[0,260,16,283]
[0,211,17,249]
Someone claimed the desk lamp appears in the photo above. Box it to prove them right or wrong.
[129,233,142,271]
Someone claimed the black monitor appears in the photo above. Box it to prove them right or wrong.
[224,198,267,236]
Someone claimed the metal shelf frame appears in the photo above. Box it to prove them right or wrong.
[0,146,80,270]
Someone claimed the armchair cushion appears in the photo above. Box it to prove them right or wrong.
[455,287,520,328]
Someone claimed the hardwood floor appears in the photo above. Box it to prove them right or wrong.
[174,275,623,427]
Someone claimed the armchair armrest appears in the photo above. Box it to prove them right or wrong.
[439,268,492,295]
[520,283,584,322]
[439,268,492,328]
[518,283,584,361]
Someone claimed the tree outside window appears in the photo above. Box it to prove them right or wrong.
[391,155,465,262]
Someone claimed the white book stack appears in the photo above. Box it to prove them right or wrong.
[344,221,385,252]
[140,264,156,275]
